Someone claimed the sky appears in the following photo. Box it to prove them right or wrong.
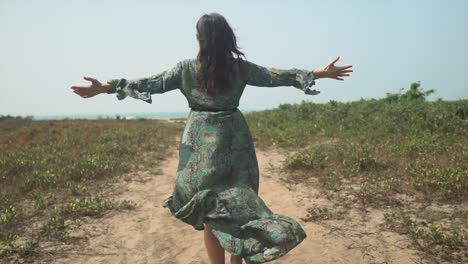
[1,0,467,117]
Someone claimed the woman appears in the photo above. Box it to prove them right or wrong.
[72,13,352,264]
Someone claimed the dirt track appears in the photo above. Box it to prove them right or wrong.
[44,138,420,264]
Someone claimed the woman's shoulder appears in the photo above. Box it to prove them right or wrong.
[231,57,247,65]
[175,58,196,68]
[230,57,250,75]
[174,58,200,72]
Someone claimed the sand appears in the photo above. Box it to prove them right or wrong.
[38,137,423,264]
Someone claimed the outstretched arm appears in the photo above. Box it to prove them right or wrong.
[244,56,353,95]
[244,60,320,95]
[71,61,185,103]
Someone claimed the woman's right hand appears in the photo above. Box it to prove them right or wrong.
[71,77,110,98]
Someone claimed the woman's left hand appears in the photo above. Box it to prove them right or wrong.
[312,56,353,81]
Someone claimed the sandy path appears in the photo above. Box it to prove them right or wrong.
[45,138,420,264]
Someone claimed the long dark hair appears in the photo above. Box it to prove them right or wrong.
[196,13,245,96]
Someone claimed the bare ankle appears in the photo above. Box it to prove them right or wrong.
[231,254,242,264]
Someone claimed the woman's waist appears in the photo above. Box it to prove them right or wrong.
[190,107,238,113]
[187,107,242,119]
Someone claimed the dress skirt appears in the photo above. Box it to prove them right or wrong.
[163,108,306,263]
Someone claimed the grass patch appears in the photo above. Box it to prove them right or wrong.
[301,207,349,222]
[0,206,23,243]
[0,117,183,260]
[383,211,468,262]
[406,156,468,199]
[41,196,137,238]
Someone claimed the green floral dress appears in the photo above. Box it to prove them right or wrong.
[106,58,319,263]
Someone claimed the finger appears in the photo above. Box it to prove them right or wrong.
[71,88,89,94]
[73,90,86,96]
[338,73,350,77]
[84,76,98,83]
[339,69,353,73]
[338,65,353,70]
[71,86,88,90]
[329,56,340,66]
[73,90,85,97]
[73,90,91,97]
[333,76,344,81]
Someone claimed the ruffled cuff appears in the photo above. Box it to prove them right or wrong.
[106,79,118,94]
[296,70,320,95]
[106,79,152,104]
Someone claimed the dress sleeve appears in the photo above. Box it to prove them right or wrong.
[243,60,320,95]
[105,61,184,103]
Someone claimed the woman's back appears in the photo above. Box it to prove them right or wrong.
[177,58,246,111]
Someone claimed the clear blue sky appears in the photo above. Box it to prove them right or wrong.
[1,0,467,116]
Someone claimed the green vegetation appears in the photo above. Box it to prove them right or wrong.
[0,118,183,259]
[245,82,468,260]
[384,211,468,262]
[384,211,468,248]
[301,207,349,222]
[246,82,468,200]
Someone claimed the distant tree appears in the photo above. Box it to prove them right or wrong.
[384,81,435,102]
